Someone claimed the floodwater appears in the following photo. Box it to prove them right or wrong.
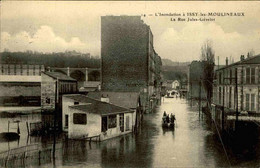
[1,98,260,167]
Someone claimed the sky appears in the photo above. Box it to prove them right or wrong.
[1,1,260,64]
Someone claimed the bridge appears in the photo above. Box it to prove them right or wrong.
[48,67,101,88]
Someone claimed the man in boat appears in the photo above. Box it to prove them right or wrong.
[166,114,170,123]
[170,113,176,124]
[162,111,167,123]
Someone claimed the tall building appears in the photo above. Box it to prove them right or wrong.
[101,16,161,112]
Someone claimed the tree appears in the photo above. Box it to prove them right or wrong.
[200,40,215,106]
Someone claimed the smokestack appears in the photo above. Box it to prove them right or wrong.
[247,52,250,58]
[226,57,228,66]
[240,55,245,61]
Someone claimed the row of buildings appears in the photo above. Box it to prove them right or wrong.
[39,16,162,140]
[187,54,260,133]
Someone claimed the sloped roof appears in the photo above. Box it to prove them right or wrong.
[65,94,133,115]
[84,81,100,88]
[87,91,140,109]
[43,71,76,81]
[216,54,260,71]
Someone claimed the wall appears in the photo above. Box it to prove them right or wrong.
[101,112,135,141]
[62,96,90,132]
[0,82,40,106]
[41,73,56,110]
[214,64,260,113]
[68,108,101,139]
[101,16,149,92]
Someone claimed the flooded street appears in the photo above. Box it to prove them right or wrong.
[1,98,260,167]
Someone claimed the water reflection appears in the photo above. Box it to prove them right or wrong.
[0,99,260,167]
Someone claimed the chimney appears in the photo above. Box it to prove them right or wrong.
[247,52,250,58]
[240,55,245,61]
[101,94,109,103]
[226,57,228,66]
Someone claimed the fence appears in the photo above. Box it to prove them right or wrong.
[0,144,52,167]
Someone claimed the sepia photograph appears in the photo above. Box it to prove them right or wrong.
[0,1,260,167]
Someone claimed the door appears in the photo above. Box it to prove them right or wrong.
[102,116,108,132]
[65,115,69,128]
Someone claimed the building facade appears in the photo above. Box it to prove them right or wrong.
[213,55,260,114]
[101,16,162,112]
[0,64,44,106]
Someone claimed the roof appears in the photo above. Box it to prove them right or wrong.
[87,91,140,109]
[216,54,260,71]
[65,94,133,115]
[84,81,100,88]
[42,71,76,81]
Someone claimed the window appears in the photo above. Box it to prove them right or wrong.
[251,94,255,111]
[240,95,244,110]
[219,73,222,84]
[241,68,244,84]
[246,94,250,111]
[74,102,79,105]
[108,115,117,128]
[229,69,232,84]
[119,114,124,132]
[246,68,250,84]
[65,115,69,127]
[246,67,256,84]
[125,116,130,131]
[251,68,255,84]
[229,87,232,108]
[46,97,50,104]
[73,113,87,125]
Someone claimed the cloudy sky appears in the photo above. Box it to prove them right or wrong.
[1,1,260,64]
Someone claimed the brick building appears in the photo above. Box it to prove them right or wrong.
[101,16,162,112]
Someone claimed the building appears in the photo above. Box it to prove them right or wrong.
[213,54,260,114]
[187,61,207,100]
[87,91,145,131]
[172,80,180,90]
[0,64,44,106]
[62,94,135,140]
[179,80,188,98]
[41,71,78,130]
[212,54,260,133]
[101,16,162,113]
[79,81,101,93]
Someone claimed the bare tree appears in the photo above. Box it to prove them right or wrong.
[200,40,215,106]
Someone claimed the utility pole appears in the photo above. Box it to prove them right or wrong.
[53,78,58,161]
[218,56,219,70]
[222,85,225,131]
[235,68,238,129]
[191,82,193,107]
